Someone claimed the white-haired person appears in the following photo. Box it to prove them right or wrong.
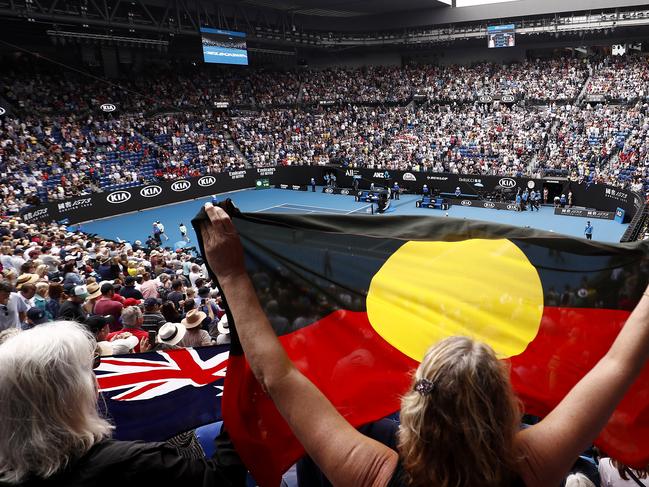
[199,202,649,487]
[0,321,245,485]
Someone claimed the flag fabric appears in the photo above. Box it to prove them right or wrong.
[192,208,649,487]
[95,346,229,441]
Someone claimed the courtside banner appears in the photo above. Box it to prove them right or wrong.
[20,167,641,225]
[192,210,649,487]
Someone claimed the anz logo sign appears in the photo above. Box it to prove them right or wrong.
[198,176,217,187]
[140,185,162,198]
[107,191,131,204]
[499,178,517,188]
[171,180,191,192]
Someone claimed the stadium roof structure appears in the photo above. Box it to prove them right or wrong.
[239,0,450,18]
[2,0,649,49]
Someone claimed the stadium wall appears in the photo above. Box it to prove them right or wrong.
[19,167,641,227]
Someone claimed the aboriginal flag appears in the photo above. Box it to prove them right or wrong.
[193,208,649,487]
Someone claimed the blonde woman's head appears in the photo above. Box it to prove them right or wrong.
[398,336,521,487]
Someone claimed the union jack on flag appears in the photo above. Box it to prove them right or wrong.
[95,346,229,441]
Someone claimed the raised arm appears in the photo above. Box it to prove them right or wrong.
[200,203,397,487]
[517,290,649,487]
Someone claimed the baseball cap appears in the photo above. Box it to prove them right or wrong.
[26,307,48,326]
[123,297,141,307]
[124,276,136,285]
[72,285,89,299]
[143,297,161,308]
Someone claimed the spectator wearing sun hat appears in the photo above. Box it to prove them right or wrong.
[15,273,39,291]
[157,322,186,348]
[178,309,213,348]
[82,282,102,315]
[57,285,90,322]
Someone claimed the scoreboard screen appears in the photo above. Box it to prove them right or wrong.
[200,27,248,65]
[487,24,515,49]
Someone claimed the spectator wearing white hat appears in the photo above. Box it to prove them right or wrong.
[157,322,186,348]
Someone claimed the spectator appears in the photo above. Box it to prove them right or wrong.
[0,321,244,484]
[598,457,649,486]
[24,307,48,329]
[57,285,89,322]
[160,300,182,323]
[142,297,166,331]
[167,279,185,310]
[0,281,28,331]
[82,282,102,315]
[106,305,148,352]
[157,321,186,347]
[178,309,213,347]
[119,276,144,301]
[200,202,649,487]
[93,283,124,329]
[46,282,64,321]
[139,272,159,299]
[33,282,50,320]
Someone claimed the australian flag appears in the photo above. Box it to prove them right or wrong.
[95,346,229,441]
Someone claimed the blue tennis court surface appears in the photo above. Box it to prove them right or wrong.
[78,187,629,244]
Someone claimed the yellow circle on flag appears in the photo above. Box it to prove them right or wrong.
[366,239,544,362]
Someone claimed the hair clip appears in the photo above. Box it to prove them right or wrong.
[414,378,435,395]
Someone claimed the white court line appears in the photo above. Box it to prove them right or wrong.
[279,203,352,213]
[347,204,372,215]
[254,204,287,213]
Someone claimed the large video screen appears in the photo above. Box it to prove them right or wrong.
[487,24,515,49]
[200,27,248,65]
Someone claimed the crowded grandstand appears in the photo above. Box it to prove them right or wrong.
[3,1,649,486]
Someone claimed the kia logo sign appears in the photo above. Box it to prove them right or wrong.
[198,176,216,187]
[324,188,334,194]
[501,95,515,103]
[171,180,191,192]
[140,185,162,198]
[0,107,5,116]
[107,190,131,204]
[506,204,517,211]
[527,180,535,189]
[461,200,472,206]
[479,95,493,103]
[499,178,516,188]
[341,189,350,195]
[403,173,416,182]
[100,103,116,112]
[484,202,495,209]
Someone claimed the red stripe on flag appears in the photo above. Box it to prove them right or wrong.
[509,306,649,468]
